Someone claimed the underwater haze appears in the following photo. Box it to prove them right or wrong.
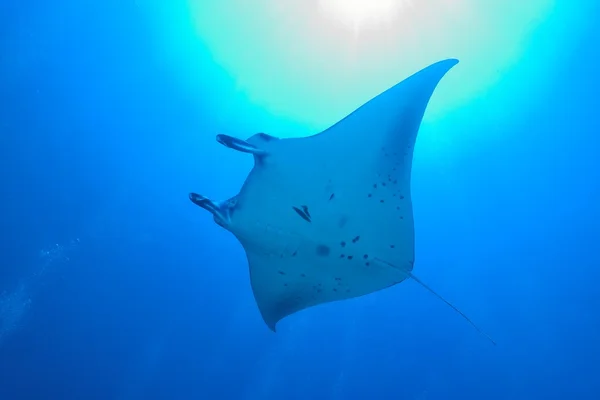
[1,0,599,399]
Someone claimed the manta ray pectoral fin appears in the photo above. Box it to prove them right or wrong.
[409,273,497,345]
[216,134,267,156]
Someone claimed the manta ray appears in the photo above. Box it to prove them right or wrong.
[190,59,495,344]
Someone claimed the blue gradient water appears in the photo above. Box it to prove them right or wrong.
[1,1,599,399]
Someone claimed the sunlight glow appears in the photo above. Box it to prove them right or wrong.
[169,0,581,135]
[318,0,409,30]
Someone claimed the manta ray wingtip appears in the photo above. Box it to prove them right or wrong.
[439,58,459,65]
[419,58,459,76]
[430,58,459,72]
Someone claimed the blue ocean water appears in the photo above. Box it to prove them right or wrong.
[1,0,599,399]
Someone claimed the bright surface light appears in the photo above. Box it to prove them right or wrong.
[162,0,586,137]
[318,0,408,30]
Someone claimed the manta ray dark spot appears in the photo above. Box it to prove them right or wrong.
[340,241,346,247]
[302,205,311,218]
[316,244,330,257]
[292,206,311,223]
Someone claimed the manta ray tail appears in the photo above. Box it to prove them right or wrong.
[409,273,497,345]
